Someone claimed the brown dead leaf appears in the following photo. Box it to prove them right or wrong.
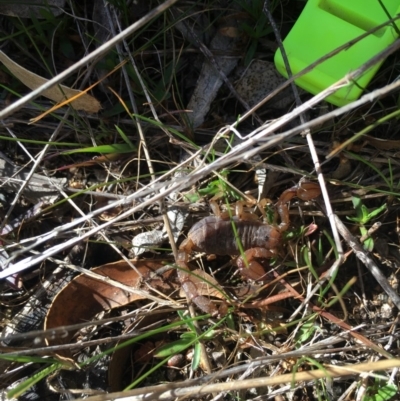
[364,134,400,150]
[44,260,229,363]
[44,259,177,356]
[219,27,239,38]
[0,50,101,113]
[178,268,227,300]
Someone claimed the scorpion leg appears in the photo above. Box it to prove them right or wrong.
[210,199,259,222]
[276,181,321,232]
[177,240,219,316]
[236,247,277,281]
[235,199,260,221]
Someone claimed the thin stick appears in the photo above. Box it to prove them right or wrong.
[71,359,400,401]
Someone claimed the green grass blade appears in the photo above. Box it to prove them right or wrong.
[61,143,136,155]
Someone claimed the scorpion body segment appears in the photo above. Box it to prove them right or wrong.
[187,216,282,256]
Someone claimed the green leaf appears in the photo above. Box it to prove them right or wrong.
[131,113,198,148]
[183,331,215,341]
[191,342,201,371]
[240,23,255,36]
[361,204,370,223]
[351,196,363,219]
[178,310,196,332]
[359,226,374,251]
[349,196,386,224]
[364,237,375,252]
[294,320,317,346]
[7,364,61,399]
[364,382,397,401]
[115,125,135,149]
[347,216,360,223]
[226,312,236,331]
[61,143,136,155]
[367,203,387,220]
[314,236,324,267]
[153,338,193,358]
[244,39,258,66]
[180,332,197,340]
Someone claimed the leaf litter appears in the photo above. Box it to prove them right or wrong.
[0,1,400,400]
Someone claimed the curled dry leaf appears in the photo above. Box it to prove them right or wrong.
[45,259,226,363]
[44,259,177,356]
[178,269,227,301]
[0,51,101,113]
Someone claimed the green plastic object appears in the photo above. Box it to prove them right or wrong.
[274,0,400,106]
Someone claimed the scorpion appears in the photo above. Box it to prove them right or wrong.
[177,181,321,315]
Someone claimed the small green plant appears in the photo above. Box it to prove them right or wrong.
[235,0,277,65]
[347,195,386,251]
[363,376,397,401]
[184,171,241,203]
[293,317,319,347]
